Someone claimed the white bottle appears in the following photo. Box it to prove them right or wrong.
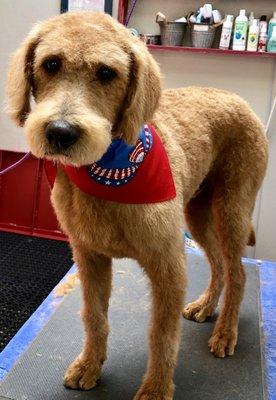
[258,17,268,52]
[249,12,254,26]
[247,19,259,51]
[268,12,276,40]
[233,9,248,51]
[219,15,233,49]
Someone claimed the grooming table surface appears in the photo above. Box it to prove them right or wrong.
[0,253,266,400]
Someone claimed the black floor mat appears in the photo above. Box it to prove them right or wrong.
[0,232,72,351]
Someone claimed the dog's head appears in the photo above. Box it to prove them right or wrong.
[6,12,161,166]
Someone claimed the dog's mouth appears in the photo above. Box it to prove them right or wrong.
[43,149,83,167]
[44,149,71,158]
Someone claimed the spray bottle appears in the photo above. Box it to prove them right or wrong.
[249,11,255,26]
[258,16,268,52]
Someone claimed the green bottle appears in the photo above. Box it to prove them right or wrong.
[268,12,276,40]
[267,26,276,52]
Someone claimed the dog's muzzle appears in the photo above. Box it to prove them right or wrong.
[45,120,81,151]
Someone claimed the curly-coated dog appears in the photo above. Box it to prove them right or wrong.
[6,11,268,400]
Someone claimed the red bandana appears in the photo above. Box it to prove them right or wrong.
[44,124,176,204]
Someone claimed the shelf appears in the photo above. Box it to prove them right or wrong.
[147,45,276,58]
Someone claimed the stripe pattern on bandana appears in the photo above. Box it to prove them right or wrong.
[87,125,153,187]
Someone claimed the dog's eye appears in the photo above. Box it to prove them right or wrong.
[96,66,117,82]
[42,58,61,74]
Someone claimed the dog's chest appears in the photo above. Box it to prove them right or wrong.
[52,183,139,258]
[52,173,182,260]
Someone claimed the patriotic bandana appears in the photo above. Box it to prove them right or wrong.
[44,124,176,204]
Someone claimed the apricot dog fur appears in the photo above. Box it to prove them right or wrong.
[6,12,268,400]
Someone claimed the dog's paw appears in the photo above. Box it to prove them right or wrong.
[182,299,215,322]
[64,355,102,390]
[208,327,237,358]
[133,382,174,400]
[133,392,173,400]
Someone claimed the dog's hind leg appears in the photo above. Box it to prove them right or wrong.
[208,180,257,358]
[183,182,224,322]
[64,247,112,390]
[134,238,186,400]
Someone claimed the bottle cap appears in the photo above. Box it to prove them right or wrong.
[273,11,276,18]
[240,9,246,17]
[260,15,267,21]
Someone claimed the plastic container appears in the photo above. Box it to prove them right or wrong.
[247,19,259,51]
[233,9,248,51]
[267,25,276,52]
[258,16,268,52]
[219,15,233,50]
[268,12,276,40]
[249,11,255,26]
[191,23,216,48]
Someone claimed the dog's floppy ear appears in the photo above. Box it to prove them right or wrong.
[117,40,162,144]
[6,28,40,127]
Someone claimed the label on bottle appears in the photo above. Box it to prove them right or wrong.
[249,33,257,44]
[234,21,248,48]
[219,27,232,49]
[247,33,258,51]
[258,34,267,52]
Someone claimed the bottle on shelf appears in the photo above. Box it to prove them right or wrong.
[260,15,267,31]
[249,11,254,26]
[247,19,259,51]
[233,9,248,51]
[219,15,234,50]
[258,16,268,52]
[267,26,276,52]
[268,12,276,41]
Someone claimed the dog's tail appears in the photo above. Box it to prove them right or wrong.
[247,227,256,247]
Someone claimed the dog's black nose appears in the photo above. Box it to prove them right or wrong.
[45,120,80,150]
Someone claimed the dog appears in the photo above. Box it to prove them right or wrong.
[6,11,268,400]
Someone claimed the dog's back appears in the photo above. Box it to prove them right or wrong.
[154,86,268,204]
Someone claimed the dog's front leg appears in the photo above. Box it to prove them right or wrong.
[64,246,112,390]
[134,246,186,400]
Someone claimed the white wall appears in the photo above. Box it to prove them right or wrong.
[255,77,276,260]
[0,0,61,152]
